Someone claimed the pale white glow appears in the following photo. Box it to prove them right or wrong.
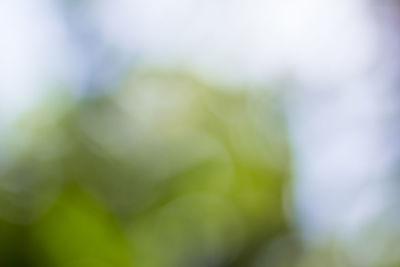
[0,0,71,129]
[95,0,377,87]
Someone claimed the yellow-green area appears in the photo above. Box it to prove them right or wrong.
[0,69,293,267]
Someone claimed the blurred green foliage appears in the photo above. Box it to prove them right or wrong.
[0,69,293,266]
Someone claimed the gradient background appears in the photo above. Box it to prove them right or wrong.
[1,1,399,266]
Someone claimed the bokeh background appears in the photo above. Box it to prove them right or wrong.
[1,0,400,266]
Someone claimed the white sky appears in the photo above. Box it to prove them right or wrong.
[0,0,72,129]
[0,0,377,121]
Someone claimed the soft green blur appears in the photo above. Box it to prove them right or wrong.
[2,69,398,267]
[5,68,400,267]
[0,69,294,267]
